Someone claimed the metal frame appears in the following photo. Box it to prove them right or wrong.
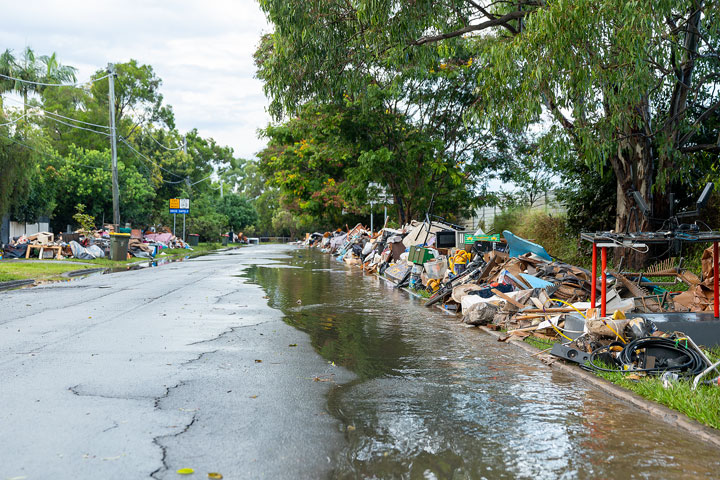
[581,231,720,319]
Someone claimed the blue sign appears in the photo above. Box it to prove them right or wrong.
[170,208,189,214]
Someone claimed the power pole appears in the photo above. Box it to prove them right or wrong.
[108,64,120,228]
[183,135,187,154]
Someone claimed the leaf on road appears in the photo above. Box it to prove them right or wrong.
[288,344,297,347]
[177,467,195,475]
[208,473,223,479]
[254,359,262,363]
[249,395,258,399]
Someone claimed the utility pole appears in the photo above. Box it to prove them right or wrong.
[108,64,120,228]
[370,201,374,234]
[183,135,187,155]
[220,183,223,198]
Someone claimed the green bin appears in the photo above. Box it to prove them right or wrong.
[188,234,199,246]
[221,234,229,246]
[109,233,131,260]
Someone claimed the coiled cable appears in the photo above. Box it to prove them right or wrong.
[584,336,707,376]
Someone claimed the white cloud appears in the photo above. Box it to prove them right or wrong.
[0,0,272,159]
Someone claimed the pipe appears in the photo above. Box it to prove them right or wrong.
[601,247,607,317]
[591,243,597,308]
[714,241,719,319]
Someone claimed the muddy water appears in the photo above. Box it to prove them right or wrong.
[246,247,720,479]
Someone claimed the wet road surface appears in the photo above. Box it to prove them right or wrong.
[0,245,353,479]
[249,247,720,480]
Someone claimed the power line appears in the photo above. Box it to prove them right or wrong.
[0,72,112,88]
[0,133,108,171]
[42,113,111,136]
[0,112,32,127]
[145,133,184,151]
[118,137,186,182]
[191,173,215,185]
[2,97,110,129]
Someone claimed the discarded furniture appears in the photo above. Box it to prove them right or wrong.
[25,244,62,259]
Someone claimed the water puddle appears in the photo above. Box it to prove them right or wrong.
[245,248,720,479]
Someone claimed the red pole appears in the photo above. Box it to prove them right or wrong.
[714,241,719,319]
[591,243,597,308]
[601,247,607,317]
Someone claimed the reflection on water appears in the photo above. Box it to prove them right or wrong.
[246,248,720,480]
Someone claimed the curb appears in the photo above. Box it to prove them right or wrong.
[0,279,35,291]
[63,267,107,278]
[478,325,720,448]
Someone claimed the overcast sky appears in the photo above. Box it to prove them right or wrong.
[1,1,272,160]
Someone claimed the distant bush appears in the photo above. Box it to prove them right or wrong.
[492,208,589,267]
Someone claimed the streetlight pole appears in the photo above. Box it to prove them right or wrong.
[107,64,120,229]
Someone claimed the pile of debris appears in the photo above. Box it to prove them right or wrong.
[303,221,720,385]
[2,227,192,261]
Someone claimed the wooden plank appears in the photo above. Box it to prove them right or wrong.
[491,288,526,309]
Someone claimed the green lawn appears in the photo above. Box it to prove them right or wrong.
[518,334,720,430]
[0,242,228,282]
[0,262,96,282]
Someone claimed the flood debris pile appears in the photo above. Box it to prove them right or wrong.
[2,226,192,261]
[301,221,720,390]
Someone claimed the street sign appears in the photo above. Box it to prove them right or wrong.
[170,198,190,214]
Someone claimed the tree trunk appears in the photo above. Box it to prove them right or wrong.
[609,133,653,269]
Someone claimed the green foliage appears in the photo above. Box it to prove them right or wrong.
[493,208,587,267]
[184,195,229,242]
[256,0,720,238]
[72,204,96,232]
[218,193,258,232]
[37,145,155,229]
[0,125,34,217]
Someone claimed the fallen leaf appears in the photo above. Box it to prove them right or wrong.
[288,344,297,347]
[254,359,262,363]
[208,473,223,479]
[347,425,356,432]
[177,467,195,475]
[249,395,258,399]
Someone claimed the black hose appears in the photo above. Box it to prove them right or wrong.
[584,336,707,376]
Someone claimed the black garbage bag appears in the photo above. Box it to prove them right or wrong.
[3,243,28,259]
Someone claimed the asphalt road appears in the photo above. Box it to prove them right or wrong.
[0,244,353,479]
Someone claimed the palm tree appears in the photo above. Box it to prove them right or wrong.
[0,49,18,97]
[39,52,77,88]
[15,47,44,110]
[1,47,77,111]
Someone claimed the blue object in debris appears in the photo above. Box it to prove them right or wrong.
[502,230,553,261]
[519,273,554,289]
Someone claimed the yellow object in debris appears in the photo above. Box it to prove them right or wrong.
[427,279,440,292]
[612,310,626,320]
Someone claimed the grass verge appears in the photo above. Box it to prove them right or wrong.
[518,333,720,430]
[0,242,227,282]
[593,367,720,430]
[0,262,95,282]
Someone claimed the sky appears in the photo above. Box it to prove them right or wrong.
[1,0,272,160]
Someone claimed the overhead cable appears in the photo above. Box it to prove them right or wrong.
[2,97,110,129]
[0,133,108,171]
[0,72,112,88]
[118,137,186,182]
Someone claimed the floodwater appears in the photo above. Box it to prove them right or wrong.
[246,247,720,480]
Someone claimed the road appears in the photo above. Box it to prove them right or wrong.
[0,245,353,479]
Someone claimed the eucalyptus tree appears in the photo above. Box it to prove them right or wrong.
[257,0,720,243]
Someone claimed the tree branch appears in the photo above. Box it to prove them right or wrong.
[412,10,525,46]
